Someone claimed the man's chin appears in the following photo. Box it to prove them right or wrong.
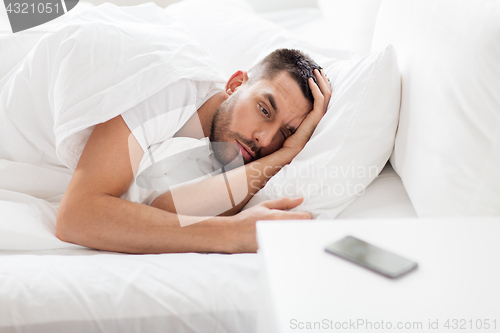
[215,154,245,171]
[211,145,245,170]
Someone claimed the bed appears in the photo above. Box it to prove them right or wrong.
[1,0,498,332]
[0,162,413,333]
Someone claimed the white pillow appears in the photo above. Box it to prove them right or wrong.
[246,46,400,218]
[166,0,401,218]
[243,0,318,13]
[260,8,343,51]
[318,0,382,59]
[165,0,348,79]
[372,0,500,217]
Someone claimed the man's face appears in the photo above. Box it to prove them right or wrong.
[210,71,312,165]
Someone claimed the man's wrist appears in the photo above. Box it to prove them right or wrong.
[199,213,255,254]
[195,215,243,253]
[223,213,257,254]
[274,146,298,165]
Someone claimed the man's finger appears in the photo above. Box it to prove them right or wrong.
[273,210,313,220]
[320,69,331,90]
[320,70,332,97]
[262,196,304,210]
[314,69,330,100]
[305,78,326,125]
[308,77,324,109]
[319,69,332,109]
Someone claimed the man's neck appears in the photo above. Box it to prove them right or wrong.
[173,91,225,139]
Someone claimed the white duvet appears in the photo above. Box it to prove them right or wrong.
[0,3,228,250]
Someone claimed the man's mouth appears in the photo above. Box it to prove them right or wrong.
[236,140,254,162]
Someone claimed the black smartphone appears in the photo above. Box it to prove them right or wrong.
[325,235,418,279]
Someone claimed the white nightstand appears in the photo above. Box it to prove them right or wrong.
[256,218,500,333]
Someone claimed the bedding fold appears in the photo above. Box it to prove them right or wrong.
[0,3,226,250]
[0,2,227,172]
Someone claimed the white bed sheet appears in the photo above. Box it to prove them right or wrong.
[0,249,259,333]
[0,166,415,333]
[337,162,417,219]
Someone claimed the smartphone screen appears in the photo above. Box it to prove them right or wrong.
[325,235,418,279]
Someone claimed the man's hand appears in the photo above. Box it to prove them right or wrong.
[228,197,312,253]
[281,68,332,158]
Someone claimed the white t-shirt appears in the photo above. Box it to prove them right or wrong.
[121,79,223,153]
[119,78,224,205]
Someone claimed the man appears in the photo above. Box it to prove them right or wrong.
[56,48,332,254]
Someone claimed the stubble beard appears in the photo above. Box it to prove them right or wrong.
[209,92,258,166]
[209,94,240,166]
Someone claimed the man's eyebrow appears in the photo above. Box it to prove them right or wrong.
[263,92,297,134]
[263,92,278,114]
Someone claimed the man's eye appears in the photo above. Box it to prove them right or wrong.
[260,105,269,117]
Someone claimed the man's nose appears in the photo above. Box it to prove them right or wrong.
[253,125,279,149]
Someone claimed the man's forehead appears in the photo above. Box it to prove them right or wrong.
[258,72,312,116]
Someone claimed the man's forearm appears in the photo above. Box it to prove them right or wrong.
[57,193,237,254]
[150,148,295,216]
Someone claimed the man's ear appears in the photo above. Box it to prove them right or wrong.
[225,70,249,97]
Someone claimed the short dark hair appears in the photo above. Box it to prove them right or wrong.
[247,48,322,104]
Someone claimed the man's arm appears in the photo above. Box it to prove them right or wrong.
[149,148,293,217]
[56,116,310,254]
[57,69,330,254]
